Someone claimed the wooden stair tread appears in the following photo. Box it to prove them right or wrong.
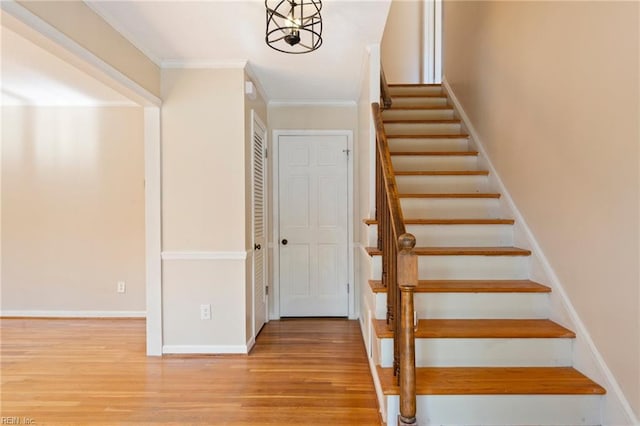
[390,151,478,156]
[395,170,489,176]
[373,319,575,339]
[363,218,514,225]
[398,193,500,198]
[377,366,606,395]
[368,279,550,293]
[392,94,448,98]
[365,246,532,256]
[386,106,453,111]
[384,119,461,124]
[389,83,442,87]
[407,218,513,225]
[386,134,469,139]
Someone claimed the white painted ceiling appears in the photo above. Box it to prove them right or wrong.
[0,25,136,106]
[86,0,391,102]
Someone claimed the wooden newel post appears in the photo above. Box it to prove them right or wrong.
[397,233,417,426]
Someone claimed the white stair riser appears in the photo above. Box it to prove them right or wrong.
[392,97,449,107]
[384,122,462,135]
[388,86,443,96]
[372,292,387,321]
[368,224,514,247]
[366,225,377,247]
[391,155,478,172]
[388,137,469,152]
[373,292,549,320]
[384,395,602,426]
[396,175,489,193]
[382,109,454,121]
[376,337,572,368]
[371,255,530,280]
[400,198,500,219]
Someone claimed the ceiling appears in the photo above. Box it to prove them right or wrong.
[86,0,392,103]
[0,25,136,106]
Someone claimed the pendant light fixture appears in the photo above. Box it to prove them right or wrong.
[265,0,323,54]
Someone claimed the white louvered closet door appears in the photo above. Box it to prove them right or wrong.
[252,111,268,338]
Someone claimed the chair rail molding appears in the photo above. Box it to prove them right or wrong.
[161,251,251,261]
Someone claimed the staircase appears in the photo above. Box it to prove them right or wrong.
[365,83,606,425]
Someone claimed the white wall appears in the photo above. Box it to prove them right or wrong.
[162,69,246,252]
[443,1,640,421]
[356,45,380,357]
[1,106,145,315]
[381,0,422,83]
[160,67,268,352]
[161,67,249,350]
[268,104,357,130]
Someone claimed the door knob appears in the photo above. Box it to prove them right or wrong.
[281,239,288,245]
[254,243,261,250]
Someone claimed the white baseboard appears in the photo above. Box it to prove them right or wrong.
[358,312,386,421]
[442,77,639,426]
[246,336,256,352]
[0,310,146,318]
[162,344,249,355]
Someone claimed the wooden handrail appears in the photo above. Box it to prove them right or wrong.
[372,101,418,426]
[380,67,393,110]
[373,103,405,237]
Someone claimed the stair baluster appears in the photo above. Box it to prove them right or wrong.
[373,99,417,426]
[380,68,393,110]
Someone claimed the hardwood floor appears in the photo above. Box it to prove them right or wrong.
[1,318,381,425]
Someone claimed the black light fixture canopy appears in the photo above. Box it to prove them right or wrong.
[265,0,323,54]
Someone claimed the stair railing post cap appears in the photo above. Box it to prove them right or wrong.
[398,233,416,251]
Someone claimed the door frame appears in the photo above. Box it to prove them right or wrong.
[422,0,443,83]
[271,130,355,320]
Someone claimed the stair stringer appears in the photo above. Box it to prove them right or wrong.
[357,244,389,421]
[442,78,638,426]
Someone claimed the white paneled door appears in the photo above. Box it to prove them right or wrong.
[252,112,268,337]
[278,134,349,317]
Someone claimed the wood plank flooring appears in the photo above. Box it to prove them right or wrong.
[1,318,381,425]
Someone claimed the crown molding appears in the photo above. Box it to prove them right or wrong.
[268,99,357,107]
[161,60,248,69]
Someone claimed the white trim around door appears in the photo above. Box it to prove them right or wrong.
[422,0,443,84]
[271,130,355,320]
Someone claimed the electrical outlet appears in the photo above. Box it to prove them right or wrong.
[117,281,126,293]
[200,304,211,320]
